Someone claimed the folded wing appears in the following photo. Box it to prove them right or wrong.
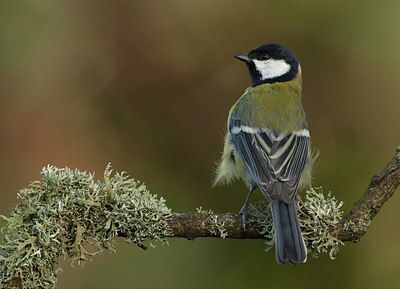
[229,118,309,203]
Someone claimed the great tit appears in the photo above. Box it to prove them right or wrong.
[214,43,316,264]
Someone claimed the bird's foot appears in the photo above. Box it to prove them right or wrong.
[239,206,249,230]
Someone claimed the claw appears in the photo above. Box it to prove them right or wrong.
[239,186,256,231]
[239,206,249,230]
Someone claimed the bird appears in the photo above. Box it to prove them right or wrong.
[214,43,316,264]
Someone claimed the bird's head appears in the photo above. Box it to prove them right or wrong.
[235,43,300,86]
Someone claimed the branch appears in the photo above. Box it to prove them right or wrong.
[330,146,400,241]
[162,146,400,242]
[2,147,400,288]
[167,212,263,239]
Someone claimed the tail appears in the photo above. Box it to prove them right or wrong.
[270,200,307,264]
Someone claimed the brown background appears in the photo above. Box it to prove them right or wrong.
[1,0,400,288]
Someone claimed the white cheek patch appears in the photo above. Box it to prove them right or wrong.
[253,59,291,80]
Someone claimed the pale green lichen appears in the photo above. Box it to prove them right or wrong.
[248,201,275,252]
[0,164,172,288]
[343,215,371,233]
[196,207,228,239]
[249,187,344,259]
[208,215,228,239]
[299,187,344,259]
[196,206,214,215]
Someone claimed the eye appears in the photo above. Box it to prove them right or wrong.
[260,53,270,61]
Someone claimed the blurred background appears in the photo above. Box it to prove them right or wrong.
[1,0,400,288]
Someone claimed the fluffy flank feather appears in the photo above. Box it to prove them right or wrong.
[213,134,244,186]
[299,146,319,190]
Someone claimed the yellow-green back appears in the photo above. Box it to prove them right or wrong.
[229,72,307,133]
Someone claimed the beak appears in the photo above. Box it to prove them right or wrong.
[234,54,250,62]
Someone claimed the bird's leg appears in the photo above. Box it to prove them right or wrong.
[239,185,256,230]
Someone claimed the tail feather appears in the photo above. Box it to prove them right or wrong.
[271,200,307,264]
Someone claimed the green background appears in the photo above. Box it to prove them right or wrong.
[1,0,400,288]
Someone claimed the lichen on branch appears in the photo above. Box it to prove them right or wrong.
[0,164,172,289]
[245,187,344,259]
[1,146,400,289]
